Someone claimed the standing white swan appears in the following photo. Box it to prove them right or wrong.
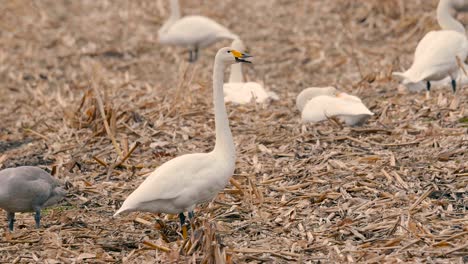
[158,0,238,62]
[393,0,468,96]
[223,38,278,104]
[114,47,252,237]
[296,87,374,126]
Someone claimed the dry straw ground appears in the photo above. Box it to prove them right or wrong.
[0,0,467,263]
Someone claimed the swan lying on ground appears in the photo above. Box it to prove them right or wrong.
[114,47,252,238]
[223,39,278,104]
[0,166,66,231]
[158,0,238,62]
[296,87,374,126]
[393,0,468,97]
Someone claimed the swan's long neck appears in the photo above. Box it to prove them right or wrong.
[228,63,244,83]
[437,0,466,34]
[169,0,181,20]
[158,0,181,36]
[212,59,235,161]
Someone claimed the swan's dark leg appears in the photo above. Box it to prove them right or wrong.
[34,210,41,228]
[179,212,188,239]
[193,47,199,62]
[451,79,457,93]
[7,212,15,231]
[426,81,431,99]
[179,212,186,227]
[188,50,193,62]
[188,211,194,220]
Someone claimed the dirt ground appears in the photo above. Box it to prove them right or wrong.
[0,0,467,263]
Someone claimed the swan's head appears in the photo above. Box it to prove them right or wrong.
[216,47,252,64]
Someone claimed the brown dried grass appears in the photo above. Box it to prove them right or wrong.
[0,0,467,263]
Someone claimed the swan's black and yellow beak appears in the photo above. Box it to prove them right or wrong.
[231,50,253,63]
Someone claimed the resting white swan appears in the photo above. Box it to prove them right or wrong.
[296,87,374,126]
[158,0,238,62]
[223,39,278,104]
[114,47,252,237]
[393,0,468,96]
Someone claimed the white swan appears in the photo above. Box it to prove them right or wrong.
[114,47,252,237]
[158,0,238,62]
[296,87,374,126]
[393,0,468,95]
[223,39,278,104]
[0,166,66,231]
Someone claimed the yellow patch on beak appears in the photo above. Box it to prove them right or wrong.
[231,50,243,58]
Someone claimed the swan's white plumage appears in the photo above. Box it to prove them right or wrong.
[297,87,373,126]
[114,47,250,218]
[114,153,233,215]
[401,63,468,92]
[158,0,238,57]
[224,82,278,104]
[159,16,238,48]
[393,30,468,83]
[223,38,278,104]
[393,0,468,89]
[296,87,337,112]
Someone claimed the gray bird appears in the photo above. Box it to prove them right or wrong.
[0,166,67,231]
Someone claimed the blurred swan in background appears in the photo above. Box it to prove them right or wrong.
[393,0,468,98]
[223,39,278,104]
[296,87,374,126]
[114,47,252,238]
[158,0,238,62]
[453,0,468,11]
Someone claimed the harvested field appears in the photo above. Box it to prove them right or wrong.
[0,0,467,263]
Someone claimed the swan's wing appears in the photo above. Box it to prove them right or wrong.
[407,30,468,82]
[117,153,214,210]
[295,87,336,112]
[162,16,237,46]
[224,82,274,104]
[336,92,363,103]
[301,95,373,123]
[224,83,252,104]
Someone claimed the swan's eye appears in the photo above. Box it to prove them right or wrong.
[227,50,231,53]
